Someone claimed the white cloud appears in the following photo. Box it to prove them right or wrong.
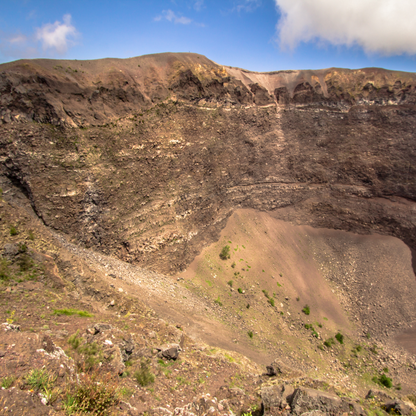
[36,14,78,54]
[154,9,192,24]
[0,14,79,60]
[275,0,416,56]
[194,0,204,11]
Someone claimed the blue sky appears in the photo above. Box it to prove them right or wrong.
[1,0,415,72]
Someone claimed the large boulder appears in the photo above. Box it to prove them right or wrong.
[289,387,354,416]
[262,383,294,414]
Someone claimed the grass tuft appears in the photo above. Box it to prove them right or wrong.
[302,305,310,315]
[134,360,155,387]
[1,376,15,389]
[54,308,93,317]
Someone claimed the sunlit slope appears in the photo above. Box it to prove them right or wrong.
[181,209,353,347]
[181,209,416,355]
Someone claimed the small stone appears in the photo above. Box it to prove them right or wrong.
[2,323,20,332]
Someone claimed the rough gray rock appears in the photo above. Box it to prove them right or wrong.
[289,387,350,416]
[383,400,415,415]
[365,389,393,401]
[157,343,181,360]
[2,243,19,259]
[86,323,112,335]
[261,383,294,413]
[119,338,135,362]
[265,360,304,378]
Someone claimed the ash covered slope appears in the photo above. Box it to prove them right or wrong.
[0,53,415,274]
[1,52,416,125]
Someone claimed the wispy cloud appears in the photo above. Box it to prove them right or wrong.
[194,0,204,11]
[275,0,416,56]
[0,14,79,60]
[233,0,261,13]
[154,9,192,24]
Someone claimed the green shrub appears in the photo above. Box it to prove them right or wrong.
[324,338,335,348]
[302,305,310,315]
[238,288,243,294]
[66,372,120,415]
[214,296,223,306]
[246,303,250,309]
[227,280,233,287]
[231,262,236,268]
[268,298,275,307]
[248,330,253,338]
[335,332,344,344]
[10,225,18,236]
[134,361,155,387]
[219,245,231,260]
[372,373,392,388]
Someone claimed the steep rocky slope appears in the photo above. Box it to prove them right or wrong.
[0,52,415,276]
[1,52,416,414]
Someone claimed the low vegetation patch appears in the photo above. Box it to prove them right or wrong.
[219,245,231,260]
[214,296,223,306]
[64,372,120,415]
[134,360,155,387]
[1,376,15,389]
[304,324,319,338]
[372,373,393,388]
[302,305,310,315]
[67,331,104,371]
[324,338,335,348]
[25,368,55,392]
[335,332,344,344]
[54,308,94,317]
